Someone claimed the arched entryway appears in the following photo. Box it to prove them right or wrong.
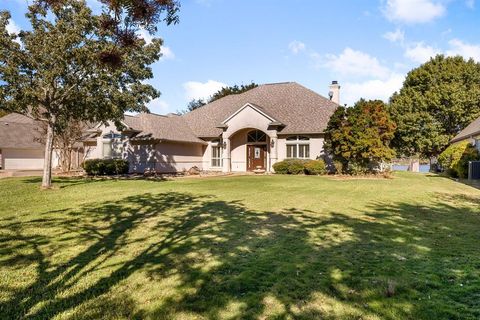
[228,128,272,172]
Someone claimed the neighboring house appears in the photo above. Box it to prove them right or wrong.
[450,116,480,151]
[87,81,340,173]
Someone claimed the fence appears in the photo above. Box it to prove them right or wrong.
[468,161,480,180]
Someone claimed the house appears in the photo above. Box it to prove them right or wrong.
[87,81,340,173]
[450,116,480,151]
[0,113,50,170]
[0,113,82,170]
[0,81,340,173]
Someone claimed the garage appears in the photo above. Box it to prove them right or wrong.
[0,113,46,170]
[2,148,45,170]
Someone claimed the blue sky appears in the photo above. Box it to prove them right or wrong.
[2,0,480,113]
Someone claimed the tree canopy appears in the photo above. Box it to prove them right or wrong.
[324,99,396,173]
[0,0,162,187]
[183,83,258,113]
[389,55,480,157]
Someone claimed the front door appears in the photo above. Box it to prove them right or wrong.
[247,145,266,171]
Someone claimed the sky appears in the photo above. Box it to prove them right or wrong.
[2,0,480,113]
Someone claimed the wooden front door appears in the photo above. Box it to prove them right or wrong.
[247,145,267,171]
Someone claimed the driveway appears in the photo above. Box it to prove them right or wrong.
[0,170,44,178]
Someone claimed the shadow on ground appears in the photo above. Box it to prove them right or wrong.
[1,191,479,319]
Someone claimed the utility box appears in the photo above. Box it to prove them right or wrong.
[468,161,480,180]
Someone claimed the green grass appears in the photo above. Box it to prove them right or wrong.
[0,173,479,320]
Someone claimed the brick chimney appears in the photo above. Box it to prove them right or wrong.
[328,81,340,105]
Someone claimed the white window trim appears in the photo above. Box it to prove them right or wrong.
[286,136,310,159]
[211,145,223,167]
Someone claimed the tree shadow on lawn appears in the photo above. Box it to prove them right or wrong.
[0,192,479,319]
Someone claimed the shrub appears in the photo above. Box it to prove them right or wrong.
[272,159,308,175]
[272,160,290,174]
[83,159,130,176]
[304,160,327,175]
[287,159,307,174]
[347,161,369,175]
[438,141,480,178]
[333,160,344,174]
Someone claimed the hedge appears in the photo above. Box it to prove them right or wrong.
[273,159,327,175]
[438,141,480,178]
[83,159,130,176]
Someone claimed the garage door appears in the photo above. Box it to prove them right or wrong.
[3,148,45,170]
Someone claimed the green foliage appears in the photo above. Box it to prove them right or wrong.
[333,160,344,174]
[304,160,327,175]
[209,83,258,103]
[389,55,480,157]
[273,159,308,174]
[347,161,369,175]
[83,159,129,176]
[324,99,396,173]
[438,141,480,178]
[184,99,206,112]
[0,110,7,117]
[0,1,161,187]
[182,83,258,113]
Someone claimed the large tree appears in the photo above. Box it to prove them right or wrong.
[389,55,480,157]
[0,1,162,188]
[324,99,396,172]
[36,0,180,46]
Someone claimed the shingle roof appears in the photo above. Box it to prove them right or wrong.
[124,113,205,144]
[451,116,480,143]
[0,113,44,149]
[181,82,338,137]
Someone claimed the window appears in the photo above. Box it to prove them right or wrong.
[247,130,267,143]
[102,133,124,159]
[211,145,222,167]
[286,135,310,159]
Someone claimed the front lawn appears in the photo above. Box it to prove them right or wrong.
[0,173,479,319]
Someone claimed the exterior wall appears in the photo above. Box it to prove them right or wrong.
[2,148,45,170]
[202,140,223,171]
[277,134,325,162]
[128,141,205,173]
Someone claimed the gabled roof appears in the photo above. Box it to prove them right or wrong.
[181,82,338,137]
[0,113,44,149]
[451,116,480,143]
[124,113,205,144]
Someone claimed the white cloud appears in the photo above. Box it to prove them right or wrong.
[160,46,175,60]
[466,0,475,8]
[342,74,405,106]
[137,29,175,60]
[138,29,153,44]
[383,0,446,24]
[321,48,390,79]
[383,28,405,43]
[183,80,227,101]
[288,40,306,54]
[147,98,170,114]
[6,19,20,35]
[404,42,440,63]
[447,39,480,61]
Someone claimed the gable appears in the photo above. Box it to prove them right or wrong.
[222,103,277,125]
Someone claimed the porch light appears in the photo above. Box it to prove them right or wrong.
[222,141,227,149]
[270,139,275,148]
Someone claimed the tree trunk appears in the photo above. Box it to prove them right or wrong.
[42,122,55,188]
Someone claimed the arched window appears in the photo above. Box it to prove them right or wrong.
[247,130,267,143]
[286,135,310,159]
